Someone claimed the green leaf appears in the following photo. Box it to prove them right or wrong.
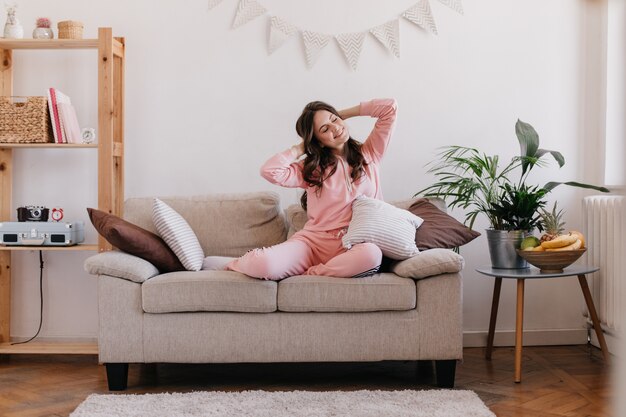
[516,119,539,176]
[536,149,565,168]
[543,181,610,193]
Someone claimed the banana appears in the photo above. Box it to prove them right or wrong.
[540,233,578,249]
[531,245,545,251]
[569,230,585,249]
[545,239,582,251]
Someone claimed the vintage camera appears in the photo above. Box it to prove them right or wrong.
[17,206,49,222]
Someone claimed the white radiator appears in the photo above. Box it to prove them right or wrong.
[582,195,625,354]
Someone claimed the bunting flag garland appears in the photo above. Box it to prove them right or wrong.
[268,16,298,54]
[336,32,366,71]
[402,0,438,36]
[302,31,332,69]
[436,0,464,15]
[232,0,267,29]
[212,0,462,69]
[370,20,400,58]
[207,0,224,10]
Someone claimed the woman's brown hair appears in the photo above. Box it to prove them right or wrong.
[295,101,367,210]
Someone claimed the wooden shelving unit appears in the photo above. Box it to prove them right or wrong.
[0,28,125,355]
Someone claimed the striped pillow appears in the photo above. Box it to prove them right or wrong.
[153,198,204,271]
[342,195,424,260]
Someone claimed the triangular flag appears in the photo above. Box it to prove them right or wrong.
[402,0,438,35]
[207,0,224,10]
[370,20,400,58]
[268,16,298,55]
[336,32,365,71]
[302,31,331,69]
[436,0,464,15]
[232,0,267,29]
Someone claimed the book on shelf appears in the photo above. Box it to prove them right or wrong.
[46,88,63,143]
[57,103,81,144]
[46,88,76,144]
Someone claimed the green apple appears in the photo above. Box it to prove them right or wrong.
[520,236,541,250]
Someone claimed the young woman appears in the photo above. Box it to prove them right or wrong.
[225,98,397,280]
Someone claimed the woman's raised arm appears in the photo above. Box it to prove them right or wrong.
[259,145,307,188]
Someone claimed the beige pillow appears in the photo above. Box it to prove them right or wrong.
[391,248,464,279]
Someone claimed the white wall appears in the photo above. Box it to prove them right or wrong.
[7,0,606,344]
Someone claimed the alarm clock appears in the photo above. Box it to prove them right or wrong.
[81,128,96,144]
[51,208,64,222]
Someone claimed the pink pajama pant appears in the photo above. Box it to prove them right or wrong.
[226,228,382,281]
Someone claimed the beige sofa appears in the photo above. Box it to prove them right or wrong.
[84,192,464,391]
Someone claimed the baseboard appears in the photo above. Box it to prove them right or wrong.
[590,330,621,356]
[463,329,588,347]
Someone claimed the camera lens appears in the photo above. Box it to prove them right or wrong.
[31,209,41,218]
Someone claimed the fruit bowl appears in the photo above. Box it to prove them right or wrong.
[517,249,586,273]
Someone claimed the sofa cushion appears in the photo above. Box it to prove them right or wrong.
[84,251,160,283]
[277,273,416,312]
[408,199,480,250]
[391,248,465,279]
[153,198,205,271]
[125,192,287,257]
[342,196,423,260]
[87,208,184,273]
[142,271,277,313]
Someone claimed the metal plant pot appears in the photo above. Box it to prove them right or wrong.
[486,229,530,269]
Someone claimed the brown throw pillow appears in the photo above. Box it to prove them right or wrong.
[408,199,481,250]
[87,208,184,273]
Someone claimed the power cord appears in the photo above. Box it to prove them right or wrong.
[11,250,44,345]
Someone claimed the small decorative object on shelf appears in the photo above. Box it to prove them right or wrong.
[32,17,53,39]
[17,205,49,222]
[51,207,64,222]
[3,4,24,39]
[57,20,83,39]
[81,127,96,144]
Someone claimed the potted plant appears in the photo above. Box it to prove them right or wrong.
[417,119,609,268]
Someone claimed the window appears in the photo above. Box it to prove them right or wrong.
[604,0,625,186]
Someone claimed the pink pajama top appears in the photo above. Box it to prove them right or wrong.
[260,98,397,233]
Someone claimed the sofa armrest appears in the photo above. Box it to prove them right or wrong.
[84,251,160,283]
[391,249,464,279]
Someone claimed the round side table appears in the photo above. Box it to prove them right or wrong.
[476,265,609,383]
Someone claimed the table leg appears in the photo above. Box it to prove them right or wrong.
[578,274,611,363]
[485,277,502,360]
[514,279,525,383]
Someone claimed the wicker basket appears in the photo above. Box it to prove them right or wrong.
[0,97,54,143]
[58,20,84,39]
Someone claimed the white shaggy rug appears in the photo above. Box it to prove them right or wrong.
[71,389,495,417]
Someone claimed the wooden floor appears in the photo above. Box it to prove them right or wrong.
[0,345,612,417]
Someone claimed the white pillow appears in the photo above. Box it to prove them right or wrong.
[153,198,204,271]
[342,195,424,260]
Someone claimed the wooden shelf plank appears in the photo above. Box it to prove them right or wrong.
[0,39,98,50]
[0,244,98,251]
[0,341,98,354]
[0,143,98,149]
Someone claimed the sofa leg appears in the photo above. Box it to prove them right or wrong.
[105,363,129,391]
[435,360,456,388]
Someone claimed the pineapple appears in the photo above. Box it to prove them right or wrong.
[539,202,565,242]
